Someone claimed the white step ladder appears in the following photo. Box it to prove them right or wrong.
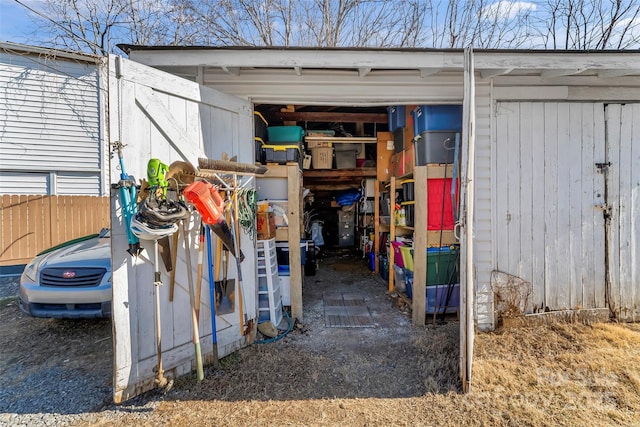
[256,238,283,326]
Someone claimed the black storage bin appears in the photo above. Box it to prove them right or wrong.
[254,112,268,140]
[254,137,265,164]
[263,143,303,167]
[402,179,415,201]
[403,202,415,227]
[415,131,458,165]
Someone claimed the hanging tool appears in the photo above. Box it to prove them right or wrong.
[205,225,220,369]
[218,236,234,314]
[230,192,247,335]
[147,158,170,198]
[195,222,205,321]
[111,141,142,256]
[182,215,204,381]
[152,238,172,391]
[184,180,244,261]
[168,226,180,301]
[147,158,173,272]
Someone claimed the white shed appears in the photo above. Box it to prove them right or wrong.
[0,43,110,265]
[111,46,640,400]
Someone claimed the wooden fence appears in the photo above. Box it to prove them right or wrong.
[0,195,110,266]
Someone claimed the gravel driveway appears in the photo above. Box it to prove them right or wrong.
[0,254,460,426]
[0,275,157,427]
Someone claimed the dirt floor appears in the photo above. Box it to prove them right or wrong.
[3,252,640,426]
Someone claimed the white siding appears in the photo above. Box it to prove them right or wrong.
[0,50,105,195]
[57,173,101,195]
[473,82,494,331]
[0,171,48,194]
[493,102,607,315]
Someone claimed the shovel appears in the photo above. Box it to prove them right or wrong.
[218,241,234,314]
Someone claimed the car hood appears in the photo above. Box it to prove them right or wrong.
[40,237,111,270]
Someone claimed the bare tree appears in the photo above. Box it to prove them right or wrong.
[533,0,640,49]
[13,0,640,52]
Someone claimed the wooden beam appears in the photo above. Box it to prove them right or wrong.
[281,105,297,126]
[419,68,442,78]
[412,165,427,326]
[304,168,377,184]
[597,69,637,78]
[221,66,240,76]
[359,67,372,77]
[479,68,513,78]
[541,68,586,78]
[273,111,388,123]
[304,184,361,191]
[287,165,303,322]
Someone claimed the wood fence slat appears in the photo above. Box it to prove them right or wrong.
[0,195,109,266]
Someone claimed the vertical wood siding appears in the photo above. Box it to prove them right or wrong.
[494,102,607,312]
[606,104,640,321]
[0,195,110,265]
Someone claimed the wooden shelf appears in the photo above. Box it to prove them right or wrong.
[304,136,377,144]
[303,168,376,180]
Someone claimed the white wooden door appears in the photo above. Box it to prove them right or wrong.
[459,47,475,393]
[108,55,254,403]
[605,104,640,321]
[494,102,607,312]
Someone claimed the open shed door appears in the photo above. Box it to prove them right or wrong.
[459,47,475,393]
[108,56,254,403]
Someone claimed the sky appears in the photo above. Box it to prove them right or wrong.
[0,0,40,44]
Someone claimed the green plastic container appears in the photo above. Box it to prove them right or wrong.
[426,247,459,285]
[267,126,305,142]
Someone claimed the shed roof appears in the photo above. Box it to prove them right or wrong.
[0,42,104,65]
[119,45,640,79]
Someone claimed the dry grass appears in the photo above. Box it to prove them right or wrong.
[82,321,640,427]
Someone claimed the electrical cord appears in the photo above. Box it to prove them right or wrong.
[235,187,257,238]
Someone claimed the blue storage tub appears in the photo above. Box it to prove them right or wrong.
[276,241,307,275]
[405,281,460,314]
[267,126,305,142]
[387,106,406,132]
[411,105,463,135]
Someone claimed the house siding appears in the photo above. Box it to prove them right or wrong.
[0,49,105,195]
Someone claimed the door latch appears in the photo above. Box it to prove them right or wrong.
[595,162,611,172]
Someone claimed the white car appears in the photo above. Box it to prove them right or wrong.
[19,229,112,319]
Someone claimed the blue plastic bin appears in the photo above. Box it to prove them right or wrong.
[411,105,462,135]
[387,106,406,132]
[405,281,460,314]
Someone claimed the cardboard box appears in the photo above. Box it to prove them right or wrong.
[403,142,415,175]
[427,230,458,247]
[257,212,276,240]
[311,147,333,169]
[377,132,393,181]
[390,152,405,177]
[275,227,288,241]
